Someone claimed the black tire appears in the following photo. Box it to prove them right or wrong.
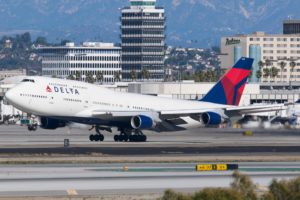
[32,125,37,131]
[123,135,129,142]
[89,135,95,141]
[142,135,147,142]
[94,134,100,142]
[99,134,104,142]
[114,135,119,142]
[132,135,138,142]
[129,135,134,142]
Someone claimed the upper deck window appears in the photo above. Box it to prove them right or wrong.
[21,79,35,83]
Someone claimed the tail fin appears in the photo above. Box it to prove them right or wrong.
[201,57,254,106]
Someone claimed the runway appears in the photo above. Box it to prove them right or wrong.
[0,126,299,198]
[0,162,299,197]
[0,125,300,156]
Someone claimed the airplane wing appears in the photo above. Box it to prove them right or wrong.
[159,104,286,117]
[87,103,286,119]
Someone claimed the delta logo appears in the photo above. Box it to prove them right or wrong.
[46,85,52,92]
[46,85,80,95]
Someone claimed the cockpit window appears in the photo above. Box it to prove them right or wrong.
[21,79,35,83]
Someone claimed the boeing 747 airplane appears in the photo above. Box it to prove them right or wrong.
[4,57,285,142]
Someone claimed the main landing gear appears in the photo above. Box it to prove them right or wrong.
[114,129,147,142]
[89,126,104,142]
[88,126,147,143]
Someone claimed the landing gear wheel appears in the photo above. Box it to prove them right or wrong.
[99,134,104,141]
[141,135,147,142]
[128,133,147,142]
[89,134,104,142]
[89,134,95,141]
[114,135,119,142]
[123,134,129,142]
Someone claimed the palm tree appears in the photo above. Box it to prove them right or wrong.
[114,71,121,82]
[256,70,262,81]
[142,68,150,80]
[258,60,265,69]
[130,70,137,81]
[75,71,81,81]
[96,71,104,84]
[85,72,95,84]
[67,74,75,80]
[263,68,270,82]
[264,59,272,82]
[279,61,286,82]
[290,61,296,82]
[257,60,264,82]
[265,59,272,68]
[270,67,279,82]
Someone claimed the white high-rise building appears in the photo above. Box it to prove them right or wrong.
[121,0,165,82]
[221,32,300,83]
[39,42,121,84]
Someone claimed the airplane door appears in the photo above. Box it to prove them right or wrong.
[49,96,55,105]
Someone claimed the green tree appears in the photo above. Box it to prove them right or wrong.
[35,36,48,46]
[258,60,265,69]
[256,70,262,81]
[96,71,104,84]
[114,71,121,82]
[67,74,75,80]
[21,32,31,46]
[130,70,137,81]
[290,61,296,82]
[231,171,258,200]
[162,189,191,200]
[60,40,72,46]
[265,59,272,68]
[85,72,95,83]
[142,68,150,80]
[263,68,270,81]
[262,177,300,200]
[279,61,286,82]
[193,188,243,200]
[75,71,81,81]
[271,67,279,82]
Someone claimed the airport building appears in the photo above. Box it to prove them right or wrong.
[39,42,121,84]
[220,32,300,83]
[128,81,300,105]
[0,69,26,80]
[121,0,166,82]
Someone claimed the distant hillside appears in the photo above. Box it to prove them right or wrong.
[0,0,299,47]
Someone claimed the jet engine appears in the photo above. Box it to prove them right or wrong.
[201,112,226,125]
[40,117,66,130]
[131,115,155,129]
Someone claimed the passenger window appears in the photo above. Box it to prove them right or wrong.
[21,79,35,83]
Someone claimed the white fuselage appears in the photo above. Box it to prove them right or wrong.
[5,77,229,122]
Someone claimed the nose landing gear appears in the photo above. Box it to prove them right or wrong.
[89,126,104,142]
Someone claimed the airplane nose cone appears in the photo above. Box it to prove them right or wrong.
[4,89,16,104]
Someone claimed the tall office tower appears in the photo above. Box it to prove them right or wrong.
[121,0,165,82]
[283,20,300,34]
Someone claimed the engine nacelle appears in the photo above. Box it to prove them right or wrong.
[201,112,225,125]
[131,115,154,129]
[40,117,66,130]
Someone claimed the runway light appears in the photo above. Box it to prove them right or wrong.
[196,164,238,171]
